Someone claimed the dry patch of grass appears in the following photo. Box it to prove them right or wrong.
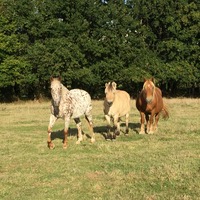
[0,98,200,200]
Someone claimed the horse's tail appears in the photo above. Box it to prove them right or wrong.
[162,103,169,119]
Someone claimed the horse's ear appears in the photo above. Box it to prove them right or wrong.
[58,76,62,81]
[151,77,155,83]
[105,82,110,88]
[143,78,147,82]
[50,76,54,82]
[112,82,117,90]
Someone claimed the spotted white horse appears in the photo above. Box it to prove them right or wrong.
[47,77,95,149]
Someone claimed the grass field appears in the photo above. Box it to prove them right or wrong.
[0,98,200,200]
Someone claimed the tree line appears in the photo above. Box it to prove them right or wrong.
[0,0,199,101]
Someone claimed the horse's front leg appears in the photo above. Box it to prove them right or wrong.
[113,115,120,138]
[148,113,155,134]
[63,117,70,149]
[47,114,57,149]
[85,115,95,143]
[146,114,150,133]
[105,114,112,140]
[139,112,145,134]
[74,118,83,144]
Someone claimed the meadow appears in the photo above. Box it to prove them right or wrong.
[0,98,199,200]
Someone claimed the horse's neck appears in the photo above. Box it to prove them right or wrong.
[61,84,70,98]
[155,87,162,96]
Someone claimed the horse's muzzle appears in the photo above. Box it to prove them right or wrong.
[107,101,113,106]
[53,101,60,107]
[146,98,153,103]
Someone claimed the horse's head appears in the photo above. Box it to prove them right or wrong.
[50,76,62,106]
[142,78,155,103]
[105,82,117,106]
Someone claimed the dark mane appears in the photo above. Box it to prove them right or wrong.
[107,82,114,91]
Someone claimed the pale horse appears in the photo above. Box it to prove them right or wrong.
[47,77,95,149]
[103,82,131,140]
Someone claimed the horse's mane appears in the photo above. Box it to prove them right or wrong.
[61,84,70,95]
[143,79,155,89]
[107,83,113,91]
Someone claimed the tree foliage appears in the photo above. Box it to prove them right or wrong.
[0,0,199,101]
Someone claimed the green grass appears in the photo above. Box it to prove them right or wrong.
[0,99,200,200]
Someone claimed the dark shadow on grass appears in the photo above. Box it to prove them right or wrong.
[127,122,141,134]
[51,127,102,141]
[94,126,108,140]
[50,123,141,141]
[51,127,78,141]
[95,123,141,140]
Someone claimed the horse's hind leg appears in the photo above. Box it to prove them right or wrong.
[63,117,70,149]
[125,113,129,134]
[154,113,160,132]
[74,118,83,144]
[47,114,57,149]
[85,115,95,143]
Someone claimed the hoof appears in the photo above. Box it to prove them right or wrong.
[91,138,95,143]
[47,142,55,149]
[139,131,145,134]
[112,134,116,140]
[115,130,120,136]
[105,134,112,141]
[76,140,81,144]
[106,134,112,140]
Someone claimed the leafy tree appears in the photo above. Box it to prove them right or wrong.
[0,1,33,100]
[0,0,199,101]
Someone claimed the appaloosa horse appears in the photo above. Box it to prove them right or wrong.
[136,78,169,134]
[104,82,131,140]
[47,77,95,149]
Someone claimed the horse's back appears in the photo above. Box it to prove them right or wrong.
[154,87,163,111]
[69,89,92,118]
[70,89,91,102]
[116,90,130,104]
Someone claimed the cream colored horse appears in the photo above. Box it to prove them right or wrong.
[103,82,131,140]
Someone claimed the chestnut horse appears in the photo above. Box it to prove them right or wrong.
[136,78,169,134]
[47,77,95,149]
[104,82,131,140]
